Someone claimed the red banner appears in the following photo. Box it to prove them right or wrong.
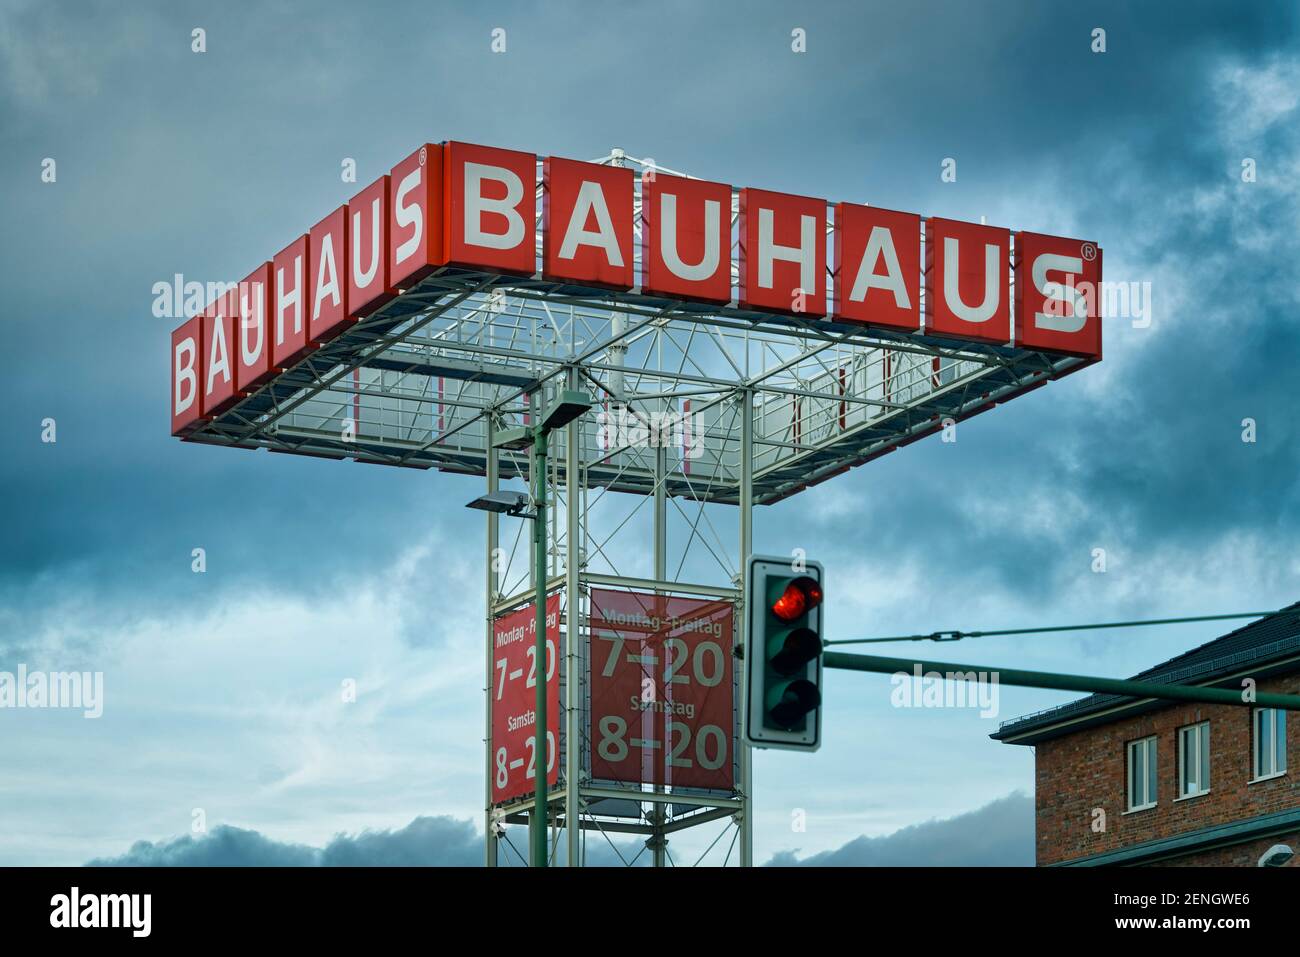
[589,589,735,790]
[490,594,560,804]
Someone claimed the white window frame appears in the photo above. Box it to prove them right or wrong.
[1253,708,1287,781]
[1177,722,1211,799]
[1126,736,1158,811]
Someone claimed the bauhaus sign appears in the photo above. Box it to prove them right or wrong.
[171,139,1102,436]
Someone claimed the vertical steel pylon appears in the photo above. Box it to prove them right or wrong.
[738,386,754,868]
[482,346,755,867]
[564,367,582,867]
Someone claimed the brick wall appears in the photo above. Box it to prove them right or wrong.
[1146,832,1300,867]
[1035,673,1300,865]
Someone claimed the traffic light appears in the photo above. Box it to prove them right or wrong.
[743,555,823,751]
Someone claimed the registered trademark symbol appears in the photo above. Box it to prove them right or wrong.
[1081,242,1097,261]
[419,146,427,167]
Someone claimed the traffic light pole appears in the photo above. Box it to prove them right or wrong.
[822,652,1300,711]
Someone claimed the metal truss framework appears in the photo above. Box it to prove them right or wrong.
[185,150,1093,866]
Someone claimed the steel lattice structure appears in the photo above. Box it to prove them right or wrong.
[183,150,1093,866]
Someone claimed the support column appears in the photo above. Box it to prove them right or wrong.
[651,440,668,866]
[648,806,668,868]
[484,415,500,867]
[654,445,667,581]
[531,417,550,867]
[738,388,754,868]
[565,371,582,867]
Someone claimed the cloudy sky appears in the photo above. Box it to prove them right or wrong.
[2,0,1298,866]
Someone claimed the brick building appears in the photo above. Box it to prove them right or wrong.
[992,605,1300,866]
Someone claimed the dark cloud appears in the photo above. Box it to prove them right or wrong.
[766,792,1033,867]
[87,816,482,867]
[86,824,322,867]
[320,816,482,867]
[85,816,643,867]
[87,795,1031,866]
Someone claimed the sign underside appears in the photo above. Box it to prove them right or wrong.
[183,263,1090,506]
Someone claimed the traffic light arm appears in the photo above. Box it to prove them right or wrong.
[822,651,1300,711]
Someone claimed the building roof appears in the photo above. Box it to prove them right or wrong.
[991,602,1300,744]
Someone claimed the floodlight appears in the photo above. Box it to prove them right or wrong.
[492,426,533,451]
[466,490,534,517]
[1259,844,1295,867]
[542,390,594,431]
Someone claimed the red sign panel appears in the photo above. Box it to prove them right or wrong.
[388,143,445,290]
[924,217,1010,345]
[200,288,237,418]
[542,157,634,290]
[832,203,920,331]
[234,263,274,393]
[171,315,204,436]
[588,588,735,791]
[738,187,827,317]
[271,234,312,369]
[641,173,732,304]
[348,175,394,318]
[1014,231,1102,359]
[444,140,536,275]
[491,594,561,804]
[308,205,350,344]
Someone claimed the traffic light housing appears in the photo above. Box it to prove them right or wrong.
[744,555,823,751]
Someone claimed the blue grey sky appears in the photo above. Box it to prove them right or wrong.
[1,0,1298,865]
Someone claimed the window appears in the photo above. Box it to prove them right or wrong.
[1178,722,1210,798]
[1127,736,1157,810]
[1254,708,1287,779]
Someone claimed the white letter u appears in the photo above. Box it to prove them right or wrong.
[942,237,999,324]
[352,198,381,289]
[660,194,720,282]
